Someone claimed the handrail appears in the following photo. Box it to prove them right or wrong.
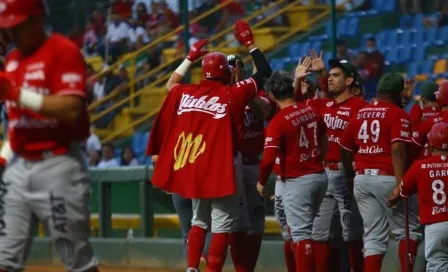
[100,0,350,142]
[89,0,286,114]
[88,0,235,83]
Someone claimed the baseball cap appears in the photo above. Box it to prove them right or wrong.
[420,82,439,101]
[0,0,47,29]
[428,122,448,150]
[378,73,404,94]
[227,54,244,69]
[329,59,358,78]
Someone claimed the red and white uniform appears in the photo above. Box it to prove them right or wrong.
[261,103,326,182]
[412,111,448,160]
[340,100,412,174]
[5,34,89,159]
[320,96,367,168]
[410,103,441,130]
[400,155,448,225]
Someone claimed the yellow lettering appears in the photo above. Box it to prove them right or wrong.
[173,132,206,171]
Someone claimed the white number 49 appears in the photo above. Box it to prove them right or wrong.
[358,119,381,144]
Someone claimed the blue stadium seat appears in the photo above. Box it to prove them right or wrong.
[428,55,439,61]
[288,43,300,59]
[407,62,420,77]
[131,132,143,152]
[397,45,412,63]
[386,30,399,47]
[385,48,399,64]
[308,34,328,41]
[425,27,438,44]
[410,45,427,61]
[413,14,425,29]
[365,10,378,16]
[115,148,122,157]
[383,0,396,12]
[420,60,435,74]
[300,42,312,57]
[399,15,414,28]
[436,26,448,43]
[141,132,150,152]
[271,58,285,71]
[372,0,383,11]
[411,29,424,44]
[376,30,389,49]
[337,18,348,36]
[310,41,322,53]
[345,18,359,37]
[399,29,412,45]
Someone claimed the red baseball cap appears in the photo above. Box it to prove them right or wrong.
[428,122,448,150]
[0,0,47,29]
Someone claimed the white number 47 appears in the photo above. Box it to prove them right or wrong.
[299,121,317,148]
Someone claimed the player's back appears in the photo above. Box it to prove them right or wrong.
[347,100,412,173]
[406,155,448,225]
[268,103,325,178]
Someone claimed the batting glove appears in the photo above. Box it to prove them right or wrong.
[186,39,209,62]
[234,19,254,47]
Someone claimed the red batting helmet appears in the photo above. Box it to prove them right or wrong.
[436,81,448,107]
[0,0,47,29]
[202,52,232,80]
[428,122,448,150]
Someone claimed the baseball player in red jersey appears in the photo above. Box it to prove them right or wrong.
[339,73,422,272]
[412,82,448,161]
[227,54,276,271]
[257,70,329,272]
[0,0,98,271]
[410,82,441,130]
[308,59,366,272]
[147,19,272,272]
[388,122,448,272]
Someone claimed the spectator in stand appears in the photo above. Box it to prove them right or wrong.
[120,147,140,166]
[116,67,131,102]
[160,1,181,33]
[87,126,102,156]
[86,64,97,101]
[112,0,135,19]
[68,25,84,49]
[92,8,107,36]
[136,2,150,24]
[98,144,120,168]
[423,3,448,28]
[99,13,130,63]
[365,37,385,78]
[336,39,354,62]
[129,18,150,50]
[84,19,99,56]
[146,1,162,39]
[93,66,122,102]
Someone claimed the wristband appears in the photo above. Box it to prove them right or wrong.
[19,88,44,111]
[175,59,193,77]
[0,141,13,166]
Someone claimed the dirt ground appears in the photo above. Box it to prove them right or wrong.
[26,265,182,272]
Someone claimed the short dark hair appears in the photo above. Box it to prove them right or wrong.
[367,37,376,43]
[336,39,346,46]
[103,143,115,150]
[264,70,294,100]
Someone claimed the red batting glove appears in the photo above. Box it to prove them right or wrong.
[234,19,254,47]
[186,39,209,62]
[0,72,19,102]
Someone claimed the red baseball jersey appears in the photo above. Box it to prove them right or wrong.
[305,97,332,114]
[146,78,257,198]
[239,91,276,159]
[320,96,368,163]
[412,111,448,160]
[410,103,441,130]
[264,103,326,178]
[340,100,412,173]
[400,155,448,225]
[4,34,89,157]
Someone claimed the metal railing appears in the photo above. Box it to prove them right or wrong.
[98,0,347,142]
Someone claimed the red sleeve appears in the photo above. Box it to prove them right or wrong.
[339,118,356,151]
[400,163,418,197]
[390,111,412,143]
[264,119,282,150]
[51,45,87,98]
[410,103,423,130]
[230,78,257,114]
[259,148,278,186]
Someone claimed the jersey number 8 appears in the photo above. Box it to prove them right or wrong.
[358,120,381,144]
[432,179,446,205]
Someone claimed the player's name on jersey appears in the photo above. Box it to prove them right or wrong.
[356,110,387,119]
[358,145,385,154]
[284,110,317,127]
[428,168,448,177]
[323,114,348,130]
[177,94,227,119]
